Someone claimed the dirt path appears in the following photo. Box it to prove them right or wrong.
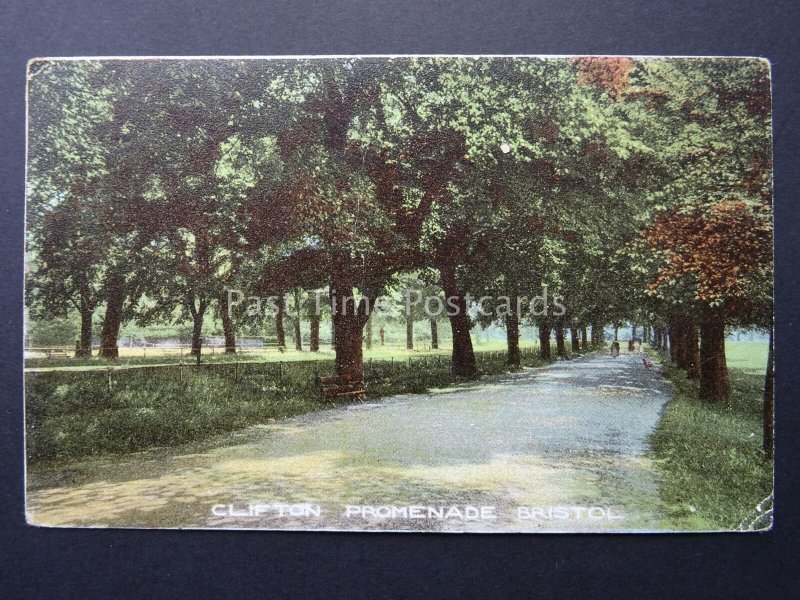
[27,351,672,532]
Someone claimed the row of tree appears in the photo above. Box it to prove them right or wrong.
[26,57,772,414]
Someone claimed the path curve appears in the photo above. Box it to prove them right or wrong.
[27,351,672,532]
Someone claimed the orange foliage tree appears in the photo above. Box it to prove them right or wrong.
[644,198,772,401]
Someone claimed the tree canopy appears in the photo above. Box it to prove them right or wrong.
[26,56,772,399]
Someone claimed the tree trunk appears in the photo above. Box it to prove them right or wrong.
[685,317,700,379]
[677,319,688,370]
[506,313,520,366]
[763,327,774,458]
[581,326,589,351]
[330,274,369,383]
[76,296,93,358]
[591,323,603,347]
[538,320,551,360]
[570,326,580,352]
[699,303,728,401]
[631,323,637,341]
[365,314,373,350]
[275,293,286,349]
[614,325,619,341]
[293,318,302,351]
[191,314,203,357]
[405,314,414,350]
[440,264,477,378]
[668,322,678,363]
[309,311,320,352]
[430,318,439,350]
[292,291,302,351]
[333,310,365,382]
[220,291,236,353]
[188,292,207,358]
[669,315,699,378]
[555,323,567,358]
[99,271,125,359]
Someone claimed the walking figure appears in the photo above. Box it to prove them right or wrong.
[379,326,385,346]
[610,340,620,357]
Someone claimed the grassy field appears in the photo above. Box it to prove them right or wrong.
[24,338,543,369]
[25,346,555,465]
[725,340,770,374]
[649,340,772,530]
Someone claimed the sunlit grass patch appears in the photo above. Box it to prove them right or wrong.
[725,340,769,375]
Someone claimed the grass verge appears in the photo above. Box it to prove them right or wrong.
[649,357,773,530]
[26,348,558,466]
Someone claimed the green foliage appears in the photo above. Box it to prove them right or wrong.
[25,316,80,347]
[26,58,772,337]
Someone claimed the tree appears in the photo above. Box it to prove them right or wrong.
[244,59,436,383]
[117,61,264,358]
[645,199,772,400]
[26,57,772,419]
[26,62,114,357]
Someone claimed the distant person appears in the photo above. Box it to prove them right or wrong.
[611,340,620,357]
[628,339,636,353]
[379,326,386,346]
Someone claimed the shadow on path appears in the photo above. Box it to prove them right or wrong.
[27,351,672,532]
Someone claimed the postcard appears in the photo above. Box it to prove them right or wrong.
[24,56,773,531]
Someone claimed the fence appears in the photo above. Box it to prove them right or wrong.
[24,343,294,360]
[26,329,521,361]
[24,341,462,361]
[25,346,543,392]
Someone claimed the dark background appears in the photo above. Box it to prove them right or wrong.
[1,1,797,598]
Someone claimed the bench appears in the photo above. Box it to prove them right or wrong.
[48,348,68,359]
[316,375,366,401]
